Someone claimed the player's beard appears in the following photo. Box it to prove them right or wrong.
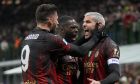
[50,23,58,34]
[50,26,57,34]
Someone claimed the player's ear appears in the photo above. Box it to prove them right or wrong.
[96,22,103,30]
[48,17,52,23]
[47,17,53,27]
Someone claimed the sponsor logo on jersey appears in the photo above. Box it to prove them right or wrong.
[84,62,98,74]
[24,80,36,84]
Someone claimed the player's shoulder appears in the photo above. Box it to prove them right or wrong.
[104,37,118,47]
[25,28,51,39]
[48,33,63,39]
[103,37,120,58]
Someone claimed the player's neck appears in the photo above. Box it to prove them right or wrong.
[37,23,50,32]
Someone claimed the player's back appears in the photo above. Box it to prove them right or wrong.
[21,28,58,84]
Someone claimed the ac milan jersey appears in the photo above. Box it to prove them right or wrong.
[82,37,120,84]
[21,27,71,84]
[56,37,78,84]
[56,54,78,84]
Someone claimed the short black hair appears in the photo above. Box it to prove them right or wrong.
[59,15,74,26]
[36,4,57,23]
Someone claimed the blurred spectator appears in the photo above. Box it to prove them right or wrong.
[133,19,140,43]
[120,76,128,84]
[0,38,9,51]
[0,37,9,60]
[122,11,136,44]
[127,75,136,84]
[14,36,21,49]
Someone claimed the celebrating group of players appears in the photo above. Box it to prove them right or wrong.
[21,4,120,84]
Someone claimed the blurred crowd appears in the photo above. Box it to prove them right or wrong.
[119,64,140,84]
[0,0,140,61]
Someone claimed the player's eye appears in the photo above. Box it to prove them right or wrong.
[86,20,91,23]
[70,26,78,29]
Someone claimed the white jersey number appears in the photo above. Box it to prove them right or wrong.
[21,45,30,72]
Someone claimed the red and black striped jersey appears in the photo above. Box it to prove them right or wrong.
[82,37,120,84]
[56,55,79,84]
[56,36,79,84]
[21,27,71,84]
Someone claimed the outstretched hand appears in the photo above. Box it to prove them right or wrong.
[87,78,101,84]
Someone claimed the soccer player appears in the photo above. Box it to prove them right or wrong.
[20,4,101,84]
[56,15,79,84]
[80,12,120,84]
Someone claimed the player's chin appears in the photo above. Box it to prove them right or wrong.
[54,24,58,29]
[85,35,90,39]
[73,32,78,36]
[71,34,77,38]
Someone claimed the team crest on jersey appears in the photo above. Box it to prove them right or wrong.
[113,48,119,57]
[24,80,36,84]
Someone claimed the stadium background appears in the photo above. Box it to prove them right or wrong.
[0,0,140,84]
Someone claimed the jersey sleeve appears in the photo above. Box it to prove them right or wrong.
[99,38,121,84]
[48,34,71,55]
[48,33,101,57]
[48,34,86,57]
[105,38,120,65]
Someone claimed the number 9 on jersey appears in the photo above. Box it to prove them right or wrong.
[21,45,30,72]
